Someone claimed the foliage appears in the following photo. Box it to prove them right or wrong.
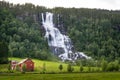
[76,59,96,67]
[80,65,83,72]
[22,64,26,73]
[0,41,8,64]
[59,64,63,71]
[67,64,74,72]
[106,60,119,71]
[88,66,91,72]
[7,62,11,71]
[0,1,120,62]
[101,59,108,71]
[42,63,46,73]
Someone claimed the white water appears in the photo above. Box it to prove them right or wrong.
[42,12,91,61]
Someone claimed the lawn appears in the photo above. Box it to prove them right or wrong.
[0,72,120,80]
[9,57,70,72]
[8,57,84,73]
[0,58,119,80]
[0,57,100,73]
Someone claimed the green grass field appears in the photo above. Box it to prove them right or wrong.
[0,57,101,73]
[8,57,95,73]
[0,72,120,80]
[0,57,100,73]
[9,57,71,73]
[0,58,120,80]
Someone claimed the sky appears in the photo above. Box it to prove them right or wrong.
[3,0,120,10]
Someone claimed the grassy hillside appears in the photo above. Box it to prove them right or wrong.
[9,57,80,73]
[1,57,99,73]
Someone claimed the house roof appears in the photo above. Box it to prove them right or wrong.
[17,58,33,65]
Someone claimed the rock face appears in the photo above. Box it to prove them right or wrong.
[42,12,91,61]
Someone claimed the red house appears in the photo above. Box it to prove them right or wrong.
[18,58,34,71]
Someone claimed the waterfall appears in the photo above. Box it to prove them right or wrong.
[42,12,91,61]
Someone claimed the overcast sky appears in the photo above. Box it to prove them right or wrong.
[3,0,120,10]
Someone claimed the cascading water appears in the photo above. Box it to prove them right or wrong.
[42,12,91,61]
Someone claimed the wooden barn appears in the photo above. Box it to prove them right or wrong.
[18,58,34,71]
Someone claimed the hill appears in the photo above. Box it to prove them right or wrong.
[0,1,120,62]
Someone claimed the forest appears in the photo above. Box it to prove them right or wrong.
[0,1,120,63]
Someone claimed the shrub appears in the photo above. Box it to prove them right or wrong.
[106,62,114,71]
[106,60,119,71]
[101,60,108,71]
[88,66,91,72]
[80,65,83,72]
[22,64,26,74]
[114,60,119,71]
[59,64,63,72]
[91,68,95,72]
[96,67,101,72]
[67,64,74,72]
[42,63,46,73]
[8,63,11,72]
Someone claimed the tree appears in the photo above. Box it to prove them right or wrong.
[106,60,119,71]
[88,66,91,72]
[0,41,8,64]
[22,64,26,74]
[67,64,74,72]
[0,1,120,62]
[42,63,46,73]
[59,64,63,72]
[114,60,119,71]
[101,59,108,71]
[80,65,83,72]
[8,62,11,72]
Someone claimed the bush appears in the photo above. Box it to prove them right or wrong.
[59,64,63,72]
[114,60,119,71]
[22,64,26,74]
[101,60,108,71]
[8,63,11,72]
[106,60,119,71]
[106,62,113,71]
[0,41,8,64]
[91,68,95,72]
[96,68,101,72]
[67,64,74,72]
[88,66,91,72]
[42,63,46,73]
[80,65,83,72]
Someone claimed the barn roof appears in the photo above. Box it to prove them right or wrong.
[17,58,33,65]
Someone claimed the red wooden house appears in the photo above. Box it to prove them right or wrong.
[18,58,34,71]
